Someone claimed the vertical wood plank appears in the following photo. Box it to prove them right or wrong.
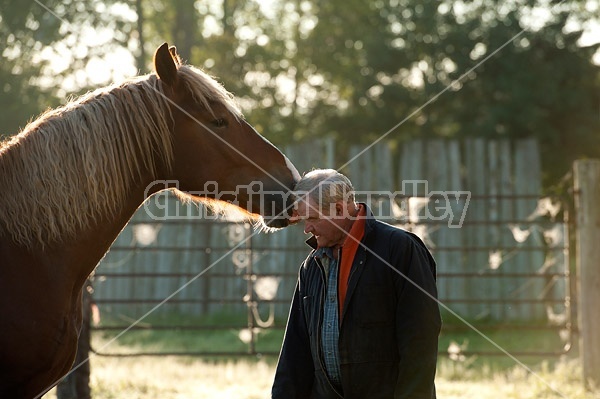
[443,141,467,316]
[398,140,427,250]
[464,138,487,319]
[513,139,544,320]
[425,140,448,310]
[487,140,502,320]
[399,139,425,197]
[574,159,600,389]
[497,140,515,320]
[374,142,394,219]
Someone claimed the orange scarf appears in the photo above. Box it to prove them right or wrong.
[338,204,366,316]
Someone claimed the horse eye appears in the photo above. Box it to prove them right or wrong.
[211,118,228,128]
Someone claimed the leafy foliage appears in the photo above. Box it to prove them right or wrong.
[2,0,598,186]
[0,0,134,136]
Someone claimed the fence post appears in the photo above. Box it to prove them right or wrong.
[573,159,600,389]
[57,279,92,399]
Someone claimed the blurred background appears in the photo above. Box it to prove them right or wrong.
[1,0,599,188]
[2,1,600,397]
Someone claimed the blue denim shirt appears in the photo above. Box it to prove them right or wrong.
[315,247,342,391]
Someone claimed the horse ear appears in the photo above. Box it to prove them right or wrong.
[153,43,178,86]
[168,46,183,66]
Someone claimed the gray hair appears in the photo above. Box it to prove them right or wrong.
[293,169,355,209]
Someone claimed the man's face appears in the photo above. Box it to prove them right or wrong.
[291,197,347,248]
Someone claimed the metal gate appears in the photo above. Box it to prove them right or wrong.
[88,191,574,359]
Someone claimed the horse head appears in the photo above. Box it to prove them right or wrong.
[153,43,300,228]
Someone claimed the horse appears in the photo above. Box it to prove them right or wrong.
[0,43,300,398]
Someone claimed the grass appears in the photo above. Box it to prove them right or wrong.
[44,354,599,399]
[42,312,600,399]
[47,356,276,399]
[90,311,285,356]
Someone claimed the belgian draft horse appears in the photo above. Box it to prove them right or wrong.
[0,43,300,398]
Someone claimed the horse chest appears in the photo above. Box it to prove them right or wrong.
[0,245,83,396]
[0,306,81,398]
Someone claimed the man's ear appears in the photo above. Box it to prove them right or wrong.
[335,201,345,217]
[153,42,178,86]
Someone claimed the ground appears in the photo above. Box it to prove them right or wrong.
[44,354,599,399]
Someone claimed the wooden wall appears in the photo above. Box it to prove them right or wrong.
[93,138,569,324]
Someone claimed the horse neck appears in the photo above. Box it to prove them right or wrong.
[47,176,160,287]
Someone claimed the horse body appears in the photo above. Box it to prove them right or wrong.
[0,176,156,397]
[0,244,82,397]
[0,43,299,398]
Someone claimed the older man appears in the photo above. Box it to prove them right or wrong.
[272,169,441,399]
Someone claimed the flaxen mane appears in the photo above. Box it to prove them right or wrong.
[0,64,241,248]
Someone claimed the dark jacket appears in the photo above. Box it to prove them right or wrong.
[272,206,441,399]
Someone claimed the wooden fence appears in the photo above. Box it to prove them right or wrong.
[574,159,600,388]
[93,138,569,325]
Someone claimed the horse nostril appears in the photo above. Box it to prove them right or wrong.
[264,217,289,229]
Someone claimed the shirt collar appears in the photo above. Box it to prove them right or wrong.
[315,246,335,260]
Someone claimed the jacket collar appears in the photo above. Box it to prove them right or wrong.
[305,202,376,250]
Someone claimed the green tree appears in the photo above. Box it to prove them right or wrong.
[1,0,61,135]
[24,0,594,187]
[139,0,317,144]
[0,0,136,137]
[297,0,599,185]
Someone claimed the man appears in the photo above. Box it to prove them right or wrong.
[272,169,441,399]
